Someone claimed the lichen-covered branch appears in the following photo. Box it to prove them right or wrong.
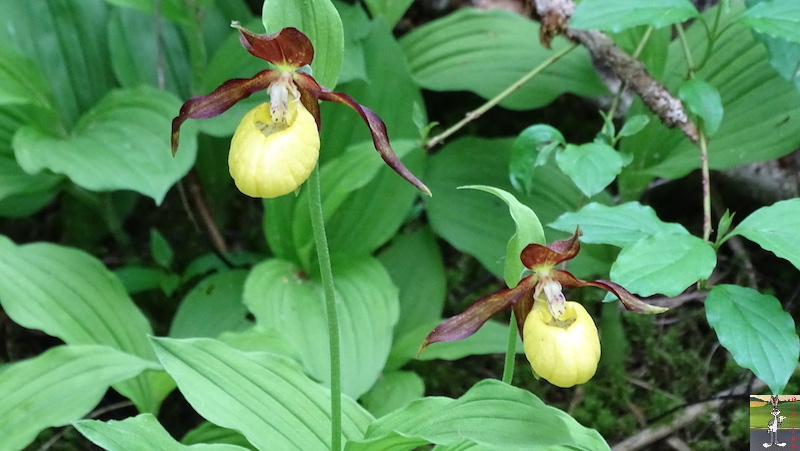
[532,0,700,143]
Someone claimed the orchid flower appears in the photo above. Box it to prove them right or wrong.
[171,23,430,198]
[421,227,666,387]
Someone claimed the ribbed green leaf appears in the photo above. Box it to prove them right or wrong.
[400,8,606,110]
[181,421,255,449]
[0,155,61,218]
[706,285,799,394]
[731,198,800,271]
[13,87,197,204]
[348,379,609,450]
[291,140,419,267]
[610,233,716,297]
[549,202,689,248]
[151,337,373,451]
[741,0,800,43]
[261,0,344,89]
[378,227,447,348]
[170,270,251,339]
[0,345,157,451]
[76,413,249,451]
[571,0,699,32]
[101,0,206,26]
[243,256,398,399]
[107,6,192,98]
[0,240,169,412]
[363,0,414,28]
[360,371,425,418]
[461,185,545,287]
[0,44,52,108]
[0,0,116,127]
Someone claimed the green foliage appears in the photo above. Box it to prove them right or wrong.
[740,0,800,43]
[706,285,800,394]
[400,8,607,110]
[1,0,798,449]
[570,0,699,32]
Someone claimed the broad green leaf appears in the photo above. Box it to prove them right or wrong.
[150,229,174,269]
[0,44,52,108]
[509,124,566,192]
[550,202,689,248]
[0,155,61,218]
[610,233,716,297]
[424,137,607,279]
[360,371,425,418]
[618,115,651,138]
[740,0,800,43]
[678,79,723,136]
[555,143,625,197]
[461,186,545,287]
[115,265,175,295]
[363,0,414,28]
[378,227,447,344]
[0,345,157,451]
[151,337,373,451]
[13,87,197,204]
[706,285,800,394]
[748,29,800,93]
[400,8,606,111]
[182,421,255,449]
[0,241,167,412]
[243,256,399,399]
[261,0,344,89]
[619,3,800,196]
[348,379,609,450]
[76,413,248,451]
[321,141,424,256]
[100,0,205,26]
[0,0,116,127]
[730,198,800,271]
[107,6,192,98]
[291,140,418,268]
[170,270,251,339]
[570,0,699,32]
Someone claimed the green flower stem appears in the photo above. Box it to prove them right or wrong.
[425,42,579,149]
[502,311,518,384]
[676,23,712,242]
[307,164,342,451]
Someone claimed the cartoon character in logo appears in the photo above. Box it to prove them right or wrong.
[765,395,787,448]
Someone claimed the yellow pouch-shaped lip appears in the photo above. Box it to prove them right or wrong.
[523,299,601,388]
[228,100,320,198]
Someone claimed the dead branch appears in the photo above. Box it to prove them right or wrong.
[532,0,700,143]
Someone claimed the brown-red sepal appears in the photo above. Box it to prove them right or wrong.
[420,275,537,354]
[233,24,313,68]
[171,70,279,155]
[521,227,582,269]
[553,269,668,314]
[295,73,432,196]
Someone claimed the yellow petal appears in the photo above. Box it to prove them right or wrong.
[523,300,601,388]
[228,100,320,198]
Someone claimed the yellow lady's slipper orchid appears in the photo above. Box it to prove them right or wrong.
[171,24,430,198]
[229,100,319,198]
[523,299,600,388]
